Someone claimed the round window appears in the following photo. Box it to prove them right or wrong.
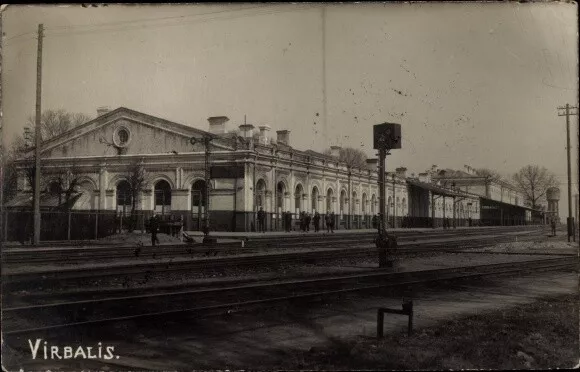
[113,126,131,148]
[118,129,129,144]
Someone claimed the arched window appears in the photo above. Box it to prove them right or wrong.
[116,180,132,215]
[388,196,393,215]
[154,180,172,215]
[311,187,319,212]
[277,182,285,213]
[371,194,376,215]
[362,193,368,215]
[191,180,206,212]
[295,184,304,213]
[340,190,347,215]
[352,191,358,214]
[256,179,266,208]
[326,188,333,213]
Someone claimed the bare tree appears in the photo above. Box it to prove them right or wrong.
[25,109,92,141]
[323,147,368,169]
[512,165,558,209]
[127,161,147,215]
[475,168,504,182]
[47,162,82,210]
[126,160,147,231]
[5,109,92,205]
[3,138,29,201]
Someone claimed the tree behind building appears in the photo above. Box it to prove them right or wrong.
[3,109,92,203]
[512,165,558,209]
[323,147,368,169]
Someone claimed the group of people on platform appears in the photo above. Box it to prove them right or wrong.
[256,207,336,233]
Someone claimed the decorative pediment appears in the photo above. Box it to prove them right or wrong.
[33,107,236,159]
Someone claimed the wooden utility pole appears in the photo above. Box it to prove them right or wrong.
[321,5,327,147]
[558,103,578,242]
[33,24,44,246]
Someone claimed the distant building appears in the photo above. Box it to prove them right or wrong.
[431,165,536,225]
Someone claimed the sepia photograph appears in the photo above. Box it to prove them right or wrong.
[1,2,578,370]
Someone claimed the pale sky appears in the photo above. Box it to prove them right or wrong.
[2,3,578,211]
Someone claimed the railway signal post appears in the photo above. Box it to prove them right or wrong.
[373,123,402,268]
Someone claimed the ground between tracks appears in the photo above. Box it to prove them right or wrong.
[277,293,579,370]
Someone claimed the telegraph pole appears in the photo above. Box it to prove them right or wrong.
[558,103,578,242]
[33,24,44,246]
[321,5,327,147]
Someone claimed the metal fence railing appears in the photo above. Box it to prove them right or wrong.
[0,210,163,243]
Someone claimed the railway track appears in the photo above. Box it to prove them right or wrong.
[3,231,546,287]
[3,255,575,336]
[2,226,543,265]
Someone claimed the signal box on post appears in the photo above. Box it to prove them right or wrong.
[373,123,402,150]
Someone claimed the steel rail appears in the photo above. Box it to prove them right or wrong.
[2,226,542,261]
[3,232,547,287]
[3,256,575,336]
[3,233,545,285]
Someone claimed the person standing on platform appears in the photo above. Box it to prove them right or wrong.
[330,211,336,233]
[149,213,160,247]
[305,213,312,232]
[285,211,292,232]
[313,212,320,232]
[257,207,266,233]
[551,218,556,236]
[325,212,332,233]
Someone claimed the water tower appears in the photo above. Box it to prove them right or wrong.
[546,187,560,222]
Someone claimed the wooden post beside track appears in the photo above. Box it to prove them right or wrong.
[377,301,414,338]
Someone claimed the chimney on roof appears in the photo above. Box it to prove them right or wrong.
[97,106,111,117]
[396,167,407,178]
[330,145,341,158]
[276,130,290,146]
[431,164,438,174]
[238,124,255,139]
[258,125,271,145]
[208,116,229,135]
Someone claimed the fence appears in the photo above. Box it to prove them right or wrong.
[1,210,158,243]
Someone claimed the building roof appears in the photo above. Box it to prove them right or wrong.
[304,150,336,161]
[434,168,479,178]
[478,195,542,212]
[406,178,464,197]
[433,168,519,190]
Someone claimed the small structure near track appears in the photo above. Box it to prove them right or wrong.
[377,300,414,338]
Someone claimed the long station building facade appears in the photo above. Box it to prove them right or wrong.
[9,107,537,233]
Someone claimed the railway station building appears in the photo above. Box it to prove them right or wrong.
[5,107,537,240]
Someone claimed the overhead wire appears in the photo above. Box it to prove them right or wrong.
[47,4,271,31]
[43,5,319,39]
[3,30,36,41]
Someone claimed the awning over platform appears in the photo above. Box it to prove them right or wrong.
[406,179,463,198]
